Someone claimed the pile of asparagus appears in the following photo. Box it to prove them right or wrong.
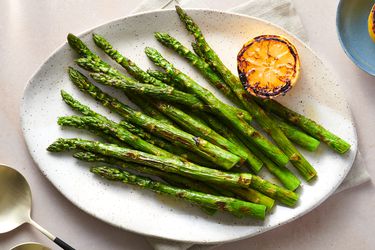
[47,6,350,220]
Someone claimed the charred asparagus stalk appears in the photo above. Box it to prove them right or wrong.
[73,151,219,195]
[118,120,214,167]
[270,114,320,152]
[58,115,174,157]
[92,33,167,87]
[90,72,210,111]
[47,138,252,188]
[90,166,266,219]
[228,187,275,211]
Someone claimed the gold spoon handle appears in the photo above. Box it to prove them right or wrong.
[28,219,75,250]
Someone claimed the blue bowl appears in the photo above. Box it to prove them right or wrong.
[336,0,375,75]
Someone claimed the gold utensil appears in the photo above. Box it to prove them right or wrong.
[0,164,75,250]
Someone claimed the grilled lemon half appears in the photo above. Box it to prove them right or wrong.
[368,3,375,42]
[237,35,300,98]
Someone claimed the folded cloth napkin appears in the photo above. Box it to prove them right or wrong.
[131,0,371,249]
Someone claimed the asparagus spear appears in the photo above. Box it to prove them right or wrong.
[256,98,351,154]
[202,112,301,191]
[90,72,210,111]
[67,33,173,125]
[175,6,317,181]
[91,34,254,124]
[73,151,220,195]
[92,33,166,87]
[250,175,298,207]
[47,138,252,188]
[271,114,320,152]
[68,122,126,146]
[67,33,100,60]
[61,90,99,117]
[118,120,214,167]
[68,68,241,170]
[58,115,174,157]
[144,47,289,168]
[90,166,266,219]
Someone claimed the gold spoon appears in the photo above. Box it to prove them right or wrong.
[0,164,75,250]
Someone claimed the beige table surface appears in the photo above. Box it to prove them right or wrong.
[1,0,374,249]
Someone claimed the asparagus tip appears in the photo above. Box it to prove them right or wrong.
[47,138,73,152]
[90,166,123,181]
[57,116,65,126]
[60,89,69,98]
[92,33,107,47]
[68,67,89,90]
[60,90,80,109]
[67,33,77,44]
[175,5,183,13]
[144,47,162,62]
[68,66,76,74]
[154,32,168,40]
[144,46,155,54]
[67,33,88,56]
[175,5,188,22]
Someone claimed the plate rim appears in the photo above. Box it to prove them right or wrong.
[20,8,358,244]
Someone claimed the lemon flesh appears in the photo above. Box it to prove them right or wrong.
[237,35,300,99]
[368,3,375,42]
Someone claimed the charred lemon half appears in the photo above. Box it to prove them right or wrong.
[368,3,375,42]
[237,35,300,98]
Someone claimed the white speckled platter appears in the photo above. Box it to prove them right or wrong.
[21,9,357,244]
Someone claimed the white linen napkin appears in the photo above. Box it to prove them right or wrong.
[131,0,371,249]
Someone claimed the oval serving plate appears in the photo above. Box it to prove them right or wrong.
[21,9,357,244]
